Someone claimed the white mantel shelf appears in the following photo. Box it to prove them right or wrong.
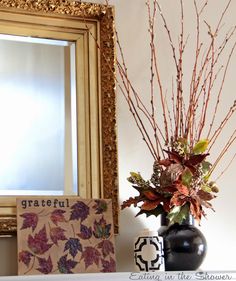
[1,271,236,281]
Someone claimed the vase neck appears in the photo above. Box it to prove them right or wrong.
[161,213,194,226]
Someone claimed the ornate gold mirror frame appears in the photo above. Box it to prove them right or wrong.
[0,0,118,234]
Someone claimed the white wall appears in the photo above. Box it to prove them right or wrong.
[102,0,236,272]
[1,0,236,275]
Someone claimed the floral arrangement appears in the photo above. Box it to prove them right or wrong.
[112,0,236,224]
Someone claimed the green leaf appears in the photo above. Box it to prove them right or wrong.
[201,161,212,175]
[177,137,189,154]
[182,168,192,187]
[201,185,212,193]
[127,172,145,185]
[193,139,209,154]
[167,204,190,224]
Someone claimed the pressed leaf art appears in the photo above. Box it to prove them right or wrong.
[17,197,116,275]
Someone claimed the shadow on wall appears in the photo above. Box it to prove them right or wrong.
[115,207,155,272]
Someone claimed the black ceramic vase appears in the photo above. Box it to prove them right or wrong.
[158,214,207,271]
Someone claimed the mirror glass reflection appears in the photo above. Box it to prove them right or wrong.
[0,35,78,196]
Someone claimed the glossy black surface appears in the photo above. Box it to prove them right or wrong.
[159,216,207,271]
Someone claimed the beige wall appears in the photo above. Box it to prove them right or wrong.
[1,0,236,275]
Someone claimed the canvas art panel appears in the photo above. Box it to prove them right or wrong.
[16,197,116,275]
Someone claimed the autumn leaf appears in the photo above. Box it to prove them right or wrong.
[185,153,209,166]
[70,201,90,222]
[93,200,108,214]
[37,256,53,274]
[64,238,82,258]
[98,240,114,258]
[170,192,187,207]
[190,200,202,223]
[193,139,209,154]
[77,224,92,240]
[167,204,190,224]
[181,168,193,187]
[121,196,141,209]
[81,247,101,269]
[18,250,33,267]
[197,190,216,201]
[57,254,78,274]
[163,150,183,163]
[175,181,189,196]
[28,225,53,255]
[141,199,161,211]
[101,257,116,272]
[50,209,67,225]
[93,217,111,239]
[20,212,38,232]
[50,227,67,245]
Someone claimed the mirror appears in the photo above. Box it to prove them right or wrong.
[0,0,118,234]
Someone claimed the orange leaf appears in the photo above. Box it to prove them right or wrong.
[175,182,189,196]
[170,192,187,207]
[121,197,140,209]
[190,200,202,223]
[141,199,161,211]
[143,190,160,200]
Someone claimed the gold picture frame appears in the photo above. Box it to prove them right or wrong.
[0,0,118,234]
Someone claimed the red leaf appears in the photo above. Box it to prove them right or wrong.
[170,192,187,207]
[98,240,114,258]
[175,181,189,196]
[164,150,183,163]
[19,250,33,267]
[81,247,101,269]
[141,199,161,211]
[101,257,116,272]
[28,225,53,255]
[50,209,67,226]
[50,227,67,245]
[185,153,209,166]
[121,196,141,209]
[159,159,172,167]
[37,256,53,274]
[143,190,159,200]
[20,213,38,232]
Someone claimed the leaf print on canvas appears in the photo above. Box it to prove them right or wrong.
[101,257,116,272]
[64,238,83,258]
[27,225,53,255]
[50,209,67,226]
[17,197,116,275]
[81,247,101,269]
[93,217,111,239]
[77,224,92,240]
[93,200,108,214]
[98,240,114,258]
[57,254,78,274]
[37,256,53,274]
[18,251,34,268]
[70,201,90,222]
[20,213,39,232]
[49,226,67,245]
